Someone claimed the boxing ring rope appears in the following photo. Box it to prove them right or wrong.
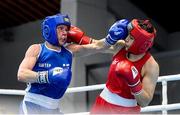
[1,74,180,114]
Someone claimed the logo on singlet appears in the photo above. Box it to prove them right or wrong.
[112,59,119,65]
[63,64,70,67]
[38,63,51,68]
[131,66,138,79]
[52,67,63,76]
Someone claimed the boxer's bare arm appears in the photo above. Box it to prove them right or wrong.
[134,57,159,107]
[17,44,40,83]
[104,40,125,54]
[67,38,110,57]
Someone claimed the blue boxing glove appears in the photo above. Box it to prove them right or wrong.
[105,19,129,46]
[37,67,72,87]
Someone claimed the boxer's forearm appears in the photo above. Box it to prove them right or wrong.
[17,68,38,83]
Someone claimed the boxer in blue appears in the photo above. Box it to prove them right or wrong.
[17,13,128,114]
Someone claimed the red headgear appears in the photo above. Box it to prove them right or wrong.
[127,19,156,54]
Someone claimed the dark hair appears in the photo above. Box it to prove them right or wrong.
[138,19,155,33]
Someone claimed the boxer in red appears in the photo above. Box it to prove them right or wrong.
[90,19,159,114]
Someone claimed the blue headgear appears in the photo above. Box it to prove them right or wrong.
[42,13,71,46]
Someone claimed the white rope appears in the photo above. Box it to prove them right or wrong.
[1,74,180,95]
[65,112,89,115]
[141,103,180,112]
[158,74,180,82]
[1,74,180,113]
[0,84,105,96]
[66,84,105,93]
[0,89,25,95]
[65,103,180,115]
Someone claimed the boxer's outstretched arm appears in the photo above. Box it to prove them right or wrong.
[67,25,125,54]
[103,40,125,54]
[67,19,129,57]
[67,38,109,57]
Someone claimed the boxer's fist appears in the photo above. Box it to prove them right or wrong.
[105,19,129,46]
[67,26,92,45]
[116,60,142,95]
[37,67,71,87]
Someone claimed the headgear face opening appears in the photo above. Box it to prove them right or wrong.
[42,13,71,46]
[127,19,156,55]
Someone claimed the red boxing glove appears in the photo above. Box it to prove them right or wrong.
[67,26,92,45]
[116,60,142,95]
